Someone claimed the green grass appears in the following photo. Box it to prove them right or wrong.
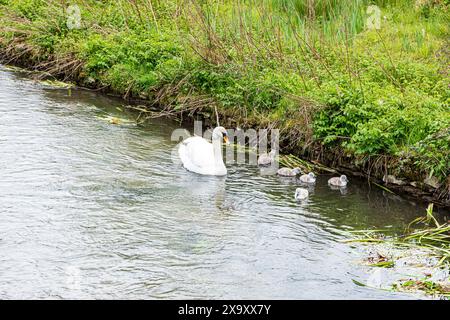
[0,0,449,191]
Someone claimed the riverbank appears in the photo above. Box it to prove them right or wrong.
[0,0,449,207]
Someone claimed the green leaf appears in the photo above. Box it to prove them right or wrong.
[352,279,367,287]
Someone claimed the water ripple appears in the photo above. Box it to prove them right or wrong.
[0,66,424,299]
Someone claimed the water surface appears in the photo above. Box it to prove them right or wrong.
[0,66,440,299]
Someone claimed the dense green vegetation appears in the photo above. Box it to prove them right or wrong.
[0,0,449,193]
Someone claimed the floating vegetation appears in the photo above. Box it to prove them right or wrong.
[279,154,336,175]
[96,115,135,126]
[393,278,450,297]
[279,154,313,173]
[369,260,395,268]
[2,65,26,72]
[353,272,450,298]
[109,117,121,125]
[38,79,74,89]
[345,204,450,298]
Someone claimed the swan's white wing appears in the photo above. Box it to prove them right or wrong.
[185,137,215,167]
[178,136,216,174]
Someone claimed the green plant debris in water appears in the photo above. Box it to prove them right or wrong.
[347,204,450,299]
[38,79,74,89]
[95,115,135,126]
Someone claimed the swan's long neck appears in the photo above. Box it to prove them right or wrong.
[212,137,224,167]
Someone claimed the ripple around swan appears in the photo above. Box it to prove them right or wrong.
[0,66,435,299]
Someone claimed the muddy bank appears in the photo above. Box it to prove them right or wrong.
[1,45,448,209]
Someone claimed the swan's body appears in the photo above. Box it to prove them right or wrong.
[178,127,229,176]
[258,150,276,166]
[277,167,301,177]
[328,175,348,187]
[299,172,316,184]
[295,188,309,201]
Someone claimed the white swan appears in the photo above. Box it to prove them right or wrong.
[295,188,309,201]
[178,126,229,176]
[299,172,316,184]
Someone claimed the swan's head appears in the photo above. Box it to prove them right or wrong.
[292,167,302,175]
[340,175,348,183]
[308,172,316,178]
[213,126,229,144]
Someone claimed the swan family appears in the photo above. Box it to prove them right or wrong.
[178,126,349,201]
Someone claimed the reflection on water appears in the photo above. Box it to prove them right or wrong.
[0,66,445,299]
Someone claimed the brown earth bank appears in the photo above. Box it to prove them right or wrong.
[1,44,449,209]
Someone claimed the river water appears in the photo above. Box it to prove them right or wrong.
[0,66,442,299]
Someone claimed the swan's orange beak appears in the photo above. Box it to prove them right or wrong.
[223,136,230,145]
